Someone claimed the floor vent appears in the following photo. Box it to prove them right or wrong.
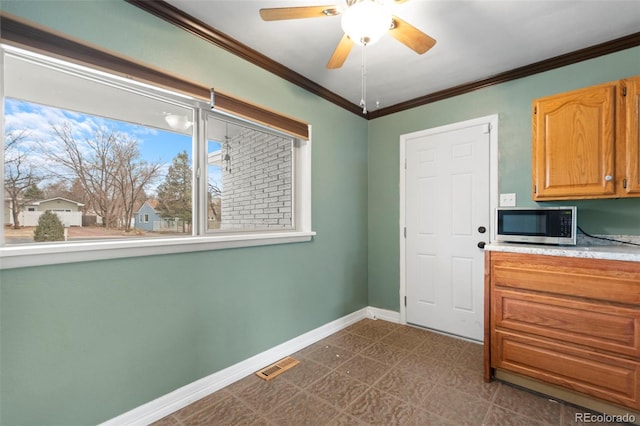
[255,356,300,381]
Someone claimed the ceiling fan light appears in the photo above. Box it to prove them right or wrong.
[341,0,391,46]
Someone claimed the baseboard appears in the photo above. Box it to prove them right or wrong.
[101,306,387,426]
[366,306,401,323]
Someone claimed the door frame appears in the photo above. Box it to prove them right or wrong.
[399,114,499,326]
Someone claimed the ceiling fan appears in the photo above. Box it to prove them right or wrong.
[259,0,436,69]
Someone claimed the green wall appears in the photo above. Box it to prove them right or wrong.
[367,47,640,311]
[1,1,640,424]
[0,1,368,425]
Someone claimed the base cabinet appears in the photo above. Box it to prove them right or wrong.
[485,251,640,411]
[495,331,640,409]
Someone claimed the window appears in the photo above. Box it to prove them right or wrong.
[1,46,313,268]
[206,115,294,232]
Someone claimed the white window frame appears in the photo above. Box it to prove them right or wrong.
[0,46,314,270]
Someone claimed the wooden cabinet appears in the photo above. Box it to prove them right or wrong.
[625,77,640,195]
[532,76,640,200]
[485,251,640,410]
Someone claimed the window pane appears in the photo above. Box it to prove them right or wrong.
[206,115,294,232]
[3,53,195,245]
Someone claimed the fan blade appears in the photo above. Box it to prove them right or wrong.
[389,16,436,54]
[327,34,354,69]
[259,6,340,21]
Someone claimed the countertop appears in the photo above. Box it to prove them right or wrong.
[485,241,640,262]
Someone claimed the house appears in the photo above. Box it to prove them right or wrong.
[134,199,191,233]
[8,196,84,227]
[22,196,84,227]
[0,2,638,426]
[134,199,163,232]
[2,191,10,227]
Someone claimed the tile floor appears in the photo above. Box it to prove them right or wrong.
[152,319,615,425]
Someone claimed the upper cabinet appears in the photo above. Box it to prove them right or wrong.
[532,76,640,200]
[625,77,640,195]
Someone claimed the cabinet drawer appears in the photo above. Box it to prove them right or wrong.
[490,252,640,305]
[493,288,640,357]
[492,331,640,409]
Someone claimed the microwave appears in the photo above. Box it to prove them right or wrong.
[495,206,577,245]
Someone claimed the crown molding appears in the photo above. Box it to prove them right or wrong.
[125,0,363,117]
[369,31,640,118]
[127,1,640,119]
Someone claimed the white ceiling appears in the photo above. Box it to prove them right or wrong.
[164,0,639,114]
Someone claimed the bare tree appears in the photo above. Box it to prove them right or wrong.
[208,181,222,223]
[111,140,162,232]
[4,129,43,228]
[46,122,161,229]
[47,122,118,227]
[42,180,71,199]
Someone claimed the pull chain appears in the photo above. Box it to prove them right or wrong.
[360,43,367,115]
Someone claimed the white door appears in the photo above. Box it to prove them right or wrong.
[403,119,493,342]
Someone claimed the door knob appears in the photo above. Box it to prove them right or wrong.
[478,226,486,234]
[477,241,486,249]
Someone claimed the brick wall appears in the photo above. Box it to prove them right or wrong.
[220,128,292,229]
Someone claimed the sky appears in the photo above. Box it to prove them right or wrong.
[4,98,222,195]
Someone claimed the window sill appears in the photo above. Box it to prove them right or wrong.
[0,231,316,270]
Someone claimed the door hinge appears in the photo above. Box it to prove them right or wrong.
[404,296,407,307]
[404,159,407,170]
[533,185,537,194]
[622,86,627,97]
[403,227,407,238]
[623,178,628,189]
[533,106,537,114]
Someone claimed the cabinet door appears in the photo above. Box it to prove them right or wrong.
[532,82,617,200]
[625,76,640,194]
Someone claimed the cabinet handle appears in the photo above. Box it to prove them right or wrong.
[605,175,613,181]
